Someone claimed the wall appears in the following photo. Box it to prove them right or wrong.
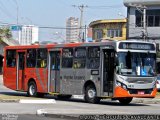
[128,6,160,41]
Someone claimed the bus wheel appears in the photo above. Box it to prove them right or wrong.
[84,85,100,104]
[118,97,133,105]
[27,81,37,97]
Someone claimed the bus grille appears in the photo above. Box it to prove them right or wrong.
[128,79,153,84]
[128,89,153,94]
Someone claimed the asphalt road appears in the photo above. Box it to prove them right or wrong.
[1,75,160,120]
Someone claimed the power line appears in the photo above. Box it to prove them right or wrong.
[86,5,124,9]
[0,21,90,30]
[0,0,16,20]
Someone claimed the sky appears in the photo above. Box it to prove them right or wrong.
[0,0,127,42]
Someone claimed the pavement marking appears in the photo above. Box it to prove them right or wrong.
[19,99,56,104]
[37,109,48,115]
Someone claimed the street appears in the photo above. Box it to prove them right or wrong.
[0,75,160,120]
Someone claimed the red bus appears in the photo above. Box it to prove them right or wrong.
[3,40,157,104]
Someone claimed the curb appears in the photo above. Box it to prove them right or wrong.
[0,99,19,103]
[132,98,160,104]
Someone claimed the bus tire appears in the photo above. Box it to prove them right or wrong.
[27,81,37,97]
[118,97,133,105]
[84,85,100,104]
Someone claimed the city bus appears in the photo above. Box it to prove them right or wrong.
[3,40,157,104]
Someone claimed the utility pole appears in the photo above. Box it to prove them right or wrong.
[15,0,21,44]
[15,0,19,25]
[72,4,88,42]
[143,8,147,41]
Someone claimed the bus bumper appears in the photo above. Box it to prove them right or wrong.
[113,86,157,98]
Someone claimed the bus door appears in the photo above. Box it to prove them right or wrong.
[102,49,115,96]
[17,51,26,90]
[48,51,60,93]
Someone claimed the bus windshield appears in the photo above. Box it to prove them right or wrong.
[116,52,156,77]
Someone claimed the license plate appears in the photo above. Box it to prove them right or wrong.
[138,91,145,95]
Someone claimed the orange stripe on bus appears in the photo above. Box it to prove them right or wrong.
[64,43,83,47]
[113,86,157,98]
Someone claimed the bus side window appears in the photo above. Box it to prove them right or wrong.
[37,49,47,68]
[157,62,160,74]
[74,47,86,69]
[87,47,100,69]
[27,49,36,68]
[6,50,16,67]
[62,48,73,68]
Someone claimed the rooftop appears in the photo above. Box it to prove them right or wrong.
[89,19,127,27]
[124,0,160,6]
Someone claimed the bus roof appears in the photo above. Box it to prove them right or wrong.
[5,40,155,50]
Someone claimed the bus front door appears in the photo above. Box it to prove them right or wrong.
[17,52,25,90]
[102,49,115,96]
[48,51,60,93]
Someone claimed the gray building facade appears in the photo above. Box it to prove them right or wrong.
[124,0,160,48]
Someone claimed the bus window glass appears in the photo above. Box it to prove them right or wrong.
[27,49,36,68]
[116,52,156,77]
[6,50,16,67]
[87,47,100,69]
[73,47,86,69]
[62,48,73,68]
[75,47,86,58]
[37,49,47,68]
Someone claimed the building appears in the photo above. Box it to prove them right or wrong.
[89,19,127,41]
[87,27,93,42]
[11,25,39,45]
[0,38,19,74]
[66,17,79,43]
[124,0,160,46]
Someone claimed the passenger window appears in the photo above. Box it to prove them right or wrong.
[6,50,16,67]
[27,49,36,68]
[73,47,86,69]
[37,49,47,68]
[87,47,100,69]
[62,48,73,68]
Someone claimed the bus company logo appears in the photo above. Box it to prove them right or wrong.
[2,114,18,120]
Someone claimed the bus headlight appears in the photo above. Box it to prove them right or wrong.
[122,84,127,90]
[116,81,122,86]
[116,80,127,90]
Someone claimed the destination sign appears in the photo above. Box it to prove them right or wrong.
[119,42,155,50]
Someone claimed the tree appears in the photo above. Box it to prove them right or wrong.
[0,27,12,41]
